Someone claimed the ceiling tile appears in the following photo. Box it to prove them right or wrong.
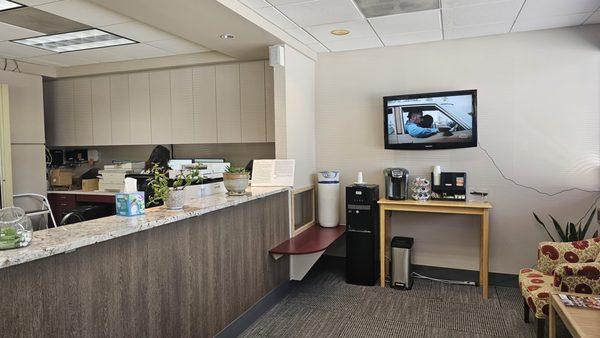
[369,9,441,35]
[102,21,175,42]
[23,53,98,67]
[585,10,600,24]
[0,41,54,58]
[0,22,41,41]
[239,0,271,8]
[255,6,297,29]
[442,0,523,27]
[304,20,375,42]
[148,38,210,54]
[284,27,318,44]
[512,12,591,32]
[36,0,131,27]
[307,42,328,53]
[277,0,364,27]
[71,43,173,63]
[444,22,512,39]
[517,0,600,20]
[322,36,383,52]
[380,30,442,46]
[268,0,310,5]
[0,7,89,34]
[16,0,56,5]
[442,0,507,8]
[355,0,440,17]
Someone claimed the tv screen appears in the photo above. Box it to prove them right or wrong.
[384,89,477,150]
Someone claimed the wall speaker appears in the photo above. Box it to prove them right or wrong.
[269,44,284,67]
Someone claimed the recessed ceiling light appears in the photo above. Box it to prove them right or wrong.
[330,29,350,36]
[0,0,24,12]
[219,33,235,39]
[12,29,136,53]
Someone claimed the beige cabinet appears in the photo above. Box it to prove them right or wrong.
[192,66,217,144]
[50,79,75,146]
[170,68,194,144]
[110,74,131,145]
[216,64,241,143]
[149,70,172,145]
[91,76,111,145]
[7,72,44,144]
[45,61,275,147]
[128,73,152,145]
[240,61,266,143]
[73,78,93,146]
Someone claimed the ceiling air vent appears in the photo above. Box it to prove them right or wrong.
[354,0,440,18]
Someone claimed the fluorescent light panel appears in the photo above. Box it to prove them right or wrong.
[13,29,136,52]
[0,0,23,11]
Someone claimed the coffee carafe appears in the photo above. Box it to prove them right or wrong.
[384,168,409,200]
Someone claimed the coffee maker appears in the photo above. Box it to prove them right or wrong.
[384,168,409,200]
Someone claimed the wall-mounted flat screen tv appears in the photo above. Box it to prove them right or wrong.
[384,89,477,150]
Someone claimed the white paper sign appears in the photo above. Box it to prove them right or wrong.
[252,159,295,187]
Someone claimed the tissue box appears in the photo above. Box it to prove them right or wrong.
[115,192,145,216]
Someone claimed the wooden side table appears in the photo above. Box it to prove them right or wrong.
[378,199,492,298]
[549,293,600,338]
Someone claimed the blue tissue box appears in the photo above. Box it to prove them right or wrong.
[115,192,145,216]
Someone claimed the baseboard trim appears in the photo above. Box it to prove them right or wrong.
[412,264,518,288]
[215,280,296,338]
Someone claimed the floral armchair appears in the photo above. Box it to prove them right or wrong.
[518,237,600,337]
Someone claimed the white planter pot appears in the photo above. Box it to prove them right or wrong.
[223,173,249,195]
[166,189,186,210]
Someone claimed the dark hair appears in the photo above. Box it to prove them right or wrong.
[407,111,422,120]
[419,115,434,128]
[145,145,171,171]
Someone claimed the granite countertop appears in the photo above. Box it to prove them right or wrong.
[47,190,118,196]
[0,186,289,269]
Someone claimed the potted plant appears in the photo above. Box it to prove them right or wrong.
[533,207,598,242]
[223,166,250,196]
[147,163,202,210]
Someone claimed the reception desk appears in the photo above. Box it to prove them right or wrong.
[0,187,290,337]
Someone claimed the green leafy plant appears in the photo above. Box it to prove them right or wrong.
[224,165,249,175]
[533,208,598,242]
[147,163,202,206]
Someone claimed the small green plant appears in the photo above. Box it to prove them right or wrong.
[533,208,598,242]
[224,165,249,175]
[147,163,202,206]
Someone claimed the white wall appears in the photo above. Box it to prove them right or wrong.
[316,25,600,274]
[274,46,316,187]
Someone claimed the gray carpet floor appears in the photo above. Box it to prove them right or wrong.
[241,258,570,338]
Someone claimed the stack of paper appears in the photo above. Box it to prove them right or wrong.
[98,163,143,191]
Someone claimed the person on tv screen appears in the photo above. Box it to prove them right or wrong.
[419,114,434,128]
[405,112,438,138]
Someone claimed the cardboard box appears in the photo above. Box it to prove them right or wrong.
[81,178,99,191]
[50,169,73,187]
[115,192,145,217]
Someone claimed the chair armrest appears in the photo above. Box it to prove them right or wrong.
[538,238,600,275]
[553,262,600,295]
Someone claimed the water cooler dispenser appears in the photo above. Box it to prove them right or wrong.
[317,171,340,227]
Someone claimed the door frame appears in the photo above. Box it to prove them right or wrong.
[0,84,13,207]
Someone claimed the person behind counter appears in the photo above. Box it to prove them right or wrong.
[143,145,171,173]
[128,145,172,207]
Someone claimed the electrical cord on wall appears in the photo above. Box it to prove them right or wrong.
[1,58,21,73]
[478,142,600,197]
